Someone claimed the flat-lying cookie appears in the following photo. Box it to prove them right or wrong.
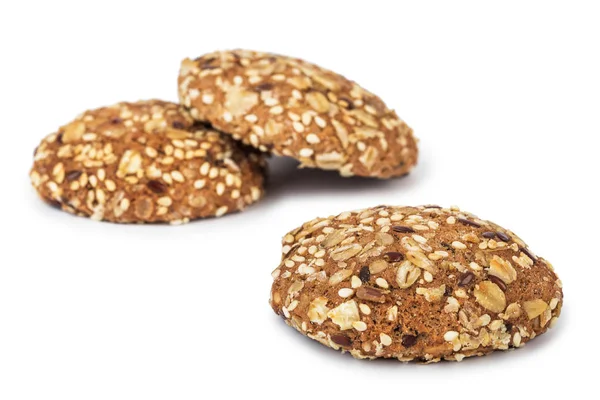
[270,205,562,362]
[30,100,266,223]
[178,50,418,178]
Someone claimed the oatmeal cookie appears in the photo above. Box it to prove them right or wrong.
[30,100,266,223]
[270,205,562,362]
[178,50,418,178]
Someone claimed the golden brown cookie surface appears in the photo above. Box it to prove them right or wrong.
[178,50,418,178]
[270,205,562,362]
[30,100,266,223]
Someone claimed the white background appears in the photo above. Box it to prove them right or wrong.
[1,1,598,399]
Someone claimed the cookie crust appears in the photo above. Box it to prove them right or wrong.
[30,100,266,223]
[178,49,418,178]
[270,205,563,362]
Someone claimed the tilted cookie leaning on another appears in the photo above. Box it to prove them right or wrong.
[270,205,563,362]
[30,100,267,224]
[178,49,418,178]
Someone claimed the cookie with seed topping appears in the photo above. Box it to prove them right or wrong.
[30,100,267,223]
[270,205,563,362]
[178,50,418,178]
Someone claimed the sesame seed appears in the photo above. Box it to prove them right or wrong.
[299,148,314,158]
[380,333,392,346]
[352,321,368,331]
[375,277,389,289]
[452,241,467,249]
[359,304,371,315]
[269,105,283,115]
[157,196,172,207]
[171,171,184,182]
[306,133,320,144]
[338,288,354,298]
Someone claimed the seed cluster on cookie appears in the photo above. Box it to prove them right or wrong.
[30,100,266,223]
[270,205,563,362]
[178,49,418,178]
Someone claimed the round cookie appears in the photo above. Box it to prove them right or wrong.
[270,205,563,362]
[30,100,267,224]
[178,49,418,178]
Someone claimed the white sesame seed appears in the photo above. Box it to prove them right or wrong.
[452,241,467,249]
[120,198,130,211]
[306,133,320,144]
[145,147,158,158]
[375,277,389,289]
[157,196,172,207]
[171,170,184,182]
[287,300,298,311]
[424,271,433,282]
[380,333,392,346]
[292,121,305,133]
[513,332,522,347]
[314,116,326,128]
[105,180,116,192]
[199,162,210,176]
[359,304,371,315]
[469,262,482,271]
[412,234,427,244]
[215,206,228,217]
[269,105,283,115]
[376,217,391,226]
[352,321,368,331]
[200,93,214,104]
[299,148,314,158]
[390,213,404,221]
[162,173,173,184]
[301,111,312,126]
[251,187,261,201]
[314,250,326,258]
